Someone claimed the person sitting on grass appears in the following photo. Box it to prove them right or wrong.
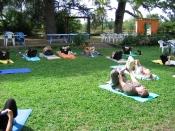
[160,53,175,65]
[0,50,11,64]
[0,98,18,131]
[43,46,54,56]
[110,50,123,60]
[25,49,37,58]
[84,46,96,57]
[122,46,132,54]
[60,46,72,55]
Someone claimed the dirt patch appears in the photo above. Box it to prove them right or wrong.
[0,38,117,49]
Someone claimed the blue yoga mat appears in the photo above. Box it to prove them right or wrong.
[123,54,138,57]
[0,68,31,74]
[98,84,159,102]
[13,109,32,131]
[22,54,40,61]
[80,52,98,58]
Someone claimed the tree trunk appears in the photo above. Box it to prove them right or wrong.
[114,1,126,33]
[43,0,56,37]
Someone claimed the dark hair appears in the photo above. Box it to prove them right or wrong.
[140,92,149,98]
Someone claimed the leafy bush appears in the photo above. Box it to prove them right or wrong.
[122,33,172,46]
[73,33,89,46]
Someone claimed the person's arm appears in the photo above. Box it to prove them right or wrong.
[6,109,13,131]
[118,73,126,87]
[127,68,138,82]
[167,56,171,64]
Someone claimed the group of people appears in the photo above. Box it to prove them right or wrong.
[109,45,175,98]
[110,56,150,98]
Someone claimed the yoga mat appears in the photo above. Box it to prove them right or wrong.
[39,53,60,60]
[81,52,98,58]
[22,54,40,61]
[56,51,76,59]
[12,109,32,131]
[106,56,127,64]
[98,84,159,102]
[123,54,138,57]
[0,59,14,64]
[0,68,31,74]
[110,65,160,81]
[152,60,163,65]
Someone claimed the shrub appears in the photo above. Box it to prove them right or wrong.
[122,33,172,46]
[73,33,89,47]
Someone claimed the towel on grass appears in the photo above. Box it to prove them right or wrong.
[110,65,160,81]
[56,51,76,59]
[22,54,40,61]
[12,109,32,131]
[39,53,60,60]
[98,84,159,102]
[0,59,14,64]
[106,56,127,64]
[0,68,31,74]
[152,60,163,65]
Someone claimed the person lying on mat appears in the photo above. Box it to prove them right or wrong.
[110,68,149,98]
[84,46,95,57]
[160,53,175,65]
[25,49,37,58]
[110,50,123,60]
[60,46,72,55]
[133,59,153,79]
[122,46,132,54]
[0,50,11,64]
[43,46,54,56]
[0,98,18,131]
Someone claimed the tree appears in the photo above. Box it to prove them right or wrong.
[114,0,175,33]
[92,0,110,33]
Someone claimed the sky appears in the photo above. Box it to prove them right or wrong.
[79,0,167,23]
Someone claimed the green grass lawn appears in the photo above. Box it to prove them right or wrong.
[0,45,175,131]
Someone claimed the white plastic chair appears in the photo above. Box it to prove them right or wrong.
[4,32,15,46]
[158,40,168,53]
[100,33,106,43]
[105,33,111,43]
[167,40,175,53]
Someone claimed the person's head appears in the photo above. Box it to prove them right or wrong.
[136,86,149,98]
[143,69,153,79]
[45,46,52,50]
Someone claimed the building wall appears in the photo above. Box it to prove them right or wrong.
[136,19,159,35]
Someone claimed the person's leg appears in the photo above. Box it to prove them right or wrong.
[110,69,120,89]
[3,98,18,118]
[88,49,94,57]
[118,73,126,87]
[126,56,135,71]
[0,115,8,131]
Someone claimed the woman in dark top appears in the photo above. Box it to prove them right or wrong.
[0,98,18,131]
